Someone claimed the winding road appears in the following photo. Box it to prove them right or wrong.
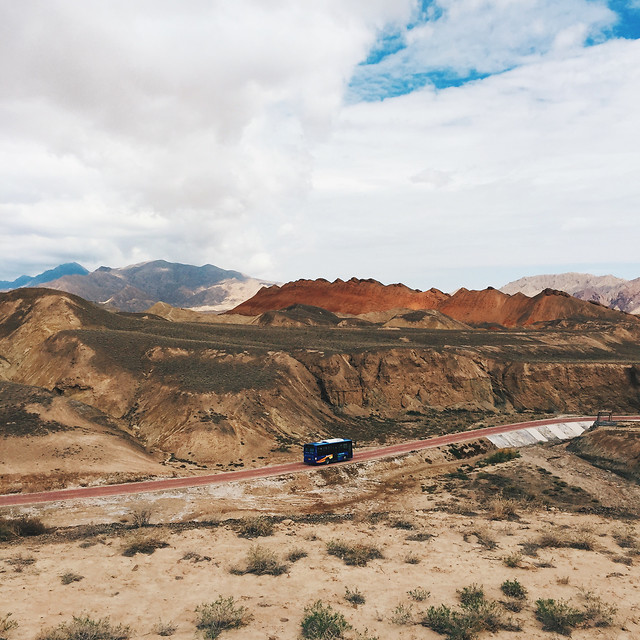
[2,415,638,507]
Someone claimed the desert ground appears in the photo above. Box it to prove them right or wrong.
[2,439,639,640]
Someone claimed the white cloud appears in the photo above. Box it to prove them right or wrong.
[0,1,638,291]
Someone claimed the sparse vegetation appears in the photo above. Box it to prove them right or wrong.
[580,590,616,628]
[0,515,46,540]
[477,449,521,467]
[235,516,274,538]
[129,507,152,528]
[286,547,308,562]
[0,613,17,640]
[60,572,84,585]
[5,554,35,572]
[36,616,131,640]
[300,601,351,639]
[152,620,177,637]
[390,603,413,625]
[345,587,366,606]
[195,596,253,639]
[535,599,584,635]
[121,533,168,557]
[404,551,420,564]
[503,552,523,568]
[500,579,526,600]
[231,544,287,576]
[464,524,497,550]
[326,540,383,566]
[407,587,430,602]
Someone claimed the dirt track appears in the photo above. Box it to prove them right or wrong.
[2,415,638,506]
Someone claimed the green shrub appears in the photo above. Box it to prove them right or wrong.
[535,599,584,635]
[195,596,252,639]
[326,540,382,566]
[235,516,274,539]
[36,616,130,640]
[502,552,523,568]
[344,587,365,606]
[500,579,527,600]
[457,584,485,609]
[478,449,520,467]
[300,601,351,639]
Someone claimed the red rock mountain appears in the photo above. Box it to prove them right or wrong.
[231,279,635,328]
[231,278,449,316]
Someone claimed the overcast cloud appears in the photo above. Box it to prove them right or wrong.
[1,0,639,291]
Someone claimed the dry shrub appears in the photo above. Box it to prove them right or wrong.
[286,548,308,563]
[195,596,252,639]
[502,552,523,568]
[464,523,498,550]
[612,525,639,553]
[486,497,519,521]
[0,516,46,540]
[235,516,274,539]
[231,544,287,576]
[326,540,383,566]
[407,588,430,602]
[36,616,130,640]
[345,587,366,606]
[390,603,413,625]
[121,533,168,557]
[151,620,177,637]
[60,572,84,585]
[533,526,595,552]
[129,507,152,528]
[5,554,36,572]
[404,552,421,565]
[0,613,18,639]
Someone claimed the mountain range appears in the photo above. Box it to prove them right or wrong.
[501,272,640,315]
[0,260,272,313]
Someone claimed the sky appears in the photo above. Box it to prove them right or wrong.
[1,0,639,292]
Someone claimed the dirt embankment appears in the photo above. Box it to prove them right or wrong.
[568,424,640,482]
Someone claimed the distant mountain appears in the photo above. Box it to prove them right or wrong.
[8,259,272,313]
[0,262,88,290]
[230,277,449,316]
[501,273,640,314]
[230,278,637,328]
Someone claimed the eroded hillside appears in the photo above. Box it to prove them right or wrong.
[1,288,640,488]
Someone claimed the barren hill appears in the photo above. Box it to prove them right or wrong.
[501,272,640,314]
[230,277,449,315]
[2,287,640,491]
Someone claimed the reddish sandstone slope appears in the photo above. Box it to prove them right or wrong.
[439,287,631,327]
[231,278,449,316]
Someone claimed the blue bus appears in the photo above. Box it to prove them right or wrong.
[303,438,353,465]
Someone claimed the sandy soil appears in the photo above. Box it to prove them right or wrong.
[2,445,639,640]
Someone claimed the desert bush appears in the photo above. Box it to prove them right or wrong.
[235,516,274,539]
[60,572,84,585]
[0,516,46,540]
[612,525,638,551]
[477,449,520,467]
[121,533,168,557]
[534,526,595,552]
[390,603,413,625]
[406,531,433,542]
[404,552,421,564]
[389,518,415,530]
[300,601,351,639]
[195,596,252,640]
[407,587,430,602]
[151,620,177,637]
[535,599,583,635]
[232,544,287,576]
[286,548,308,563]
[422,605,478,639]
[326,540,382,566]
[502,552,523,568]
[0,613,17,639]
[612,554,633,565]
[457,584,485,609]
[500,579,526,600]
[5,554,35,572]
[36,616,131,640]
[344,587,365,606]
[580,591,616,628]
[129,507,152,528]
[486,497,519,520]
[464,524,497,550]
[181,551,211,563]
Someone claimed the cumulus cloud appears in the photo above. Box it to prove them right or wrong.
[0,0,638,291]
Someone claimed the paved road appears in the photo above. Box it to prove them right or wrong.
[2,415,638,507]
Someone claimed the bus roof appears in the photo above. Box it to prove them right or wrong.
[307,438,351,446]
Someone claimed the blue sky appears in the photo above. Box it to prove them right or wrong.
[0,0,639,292]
